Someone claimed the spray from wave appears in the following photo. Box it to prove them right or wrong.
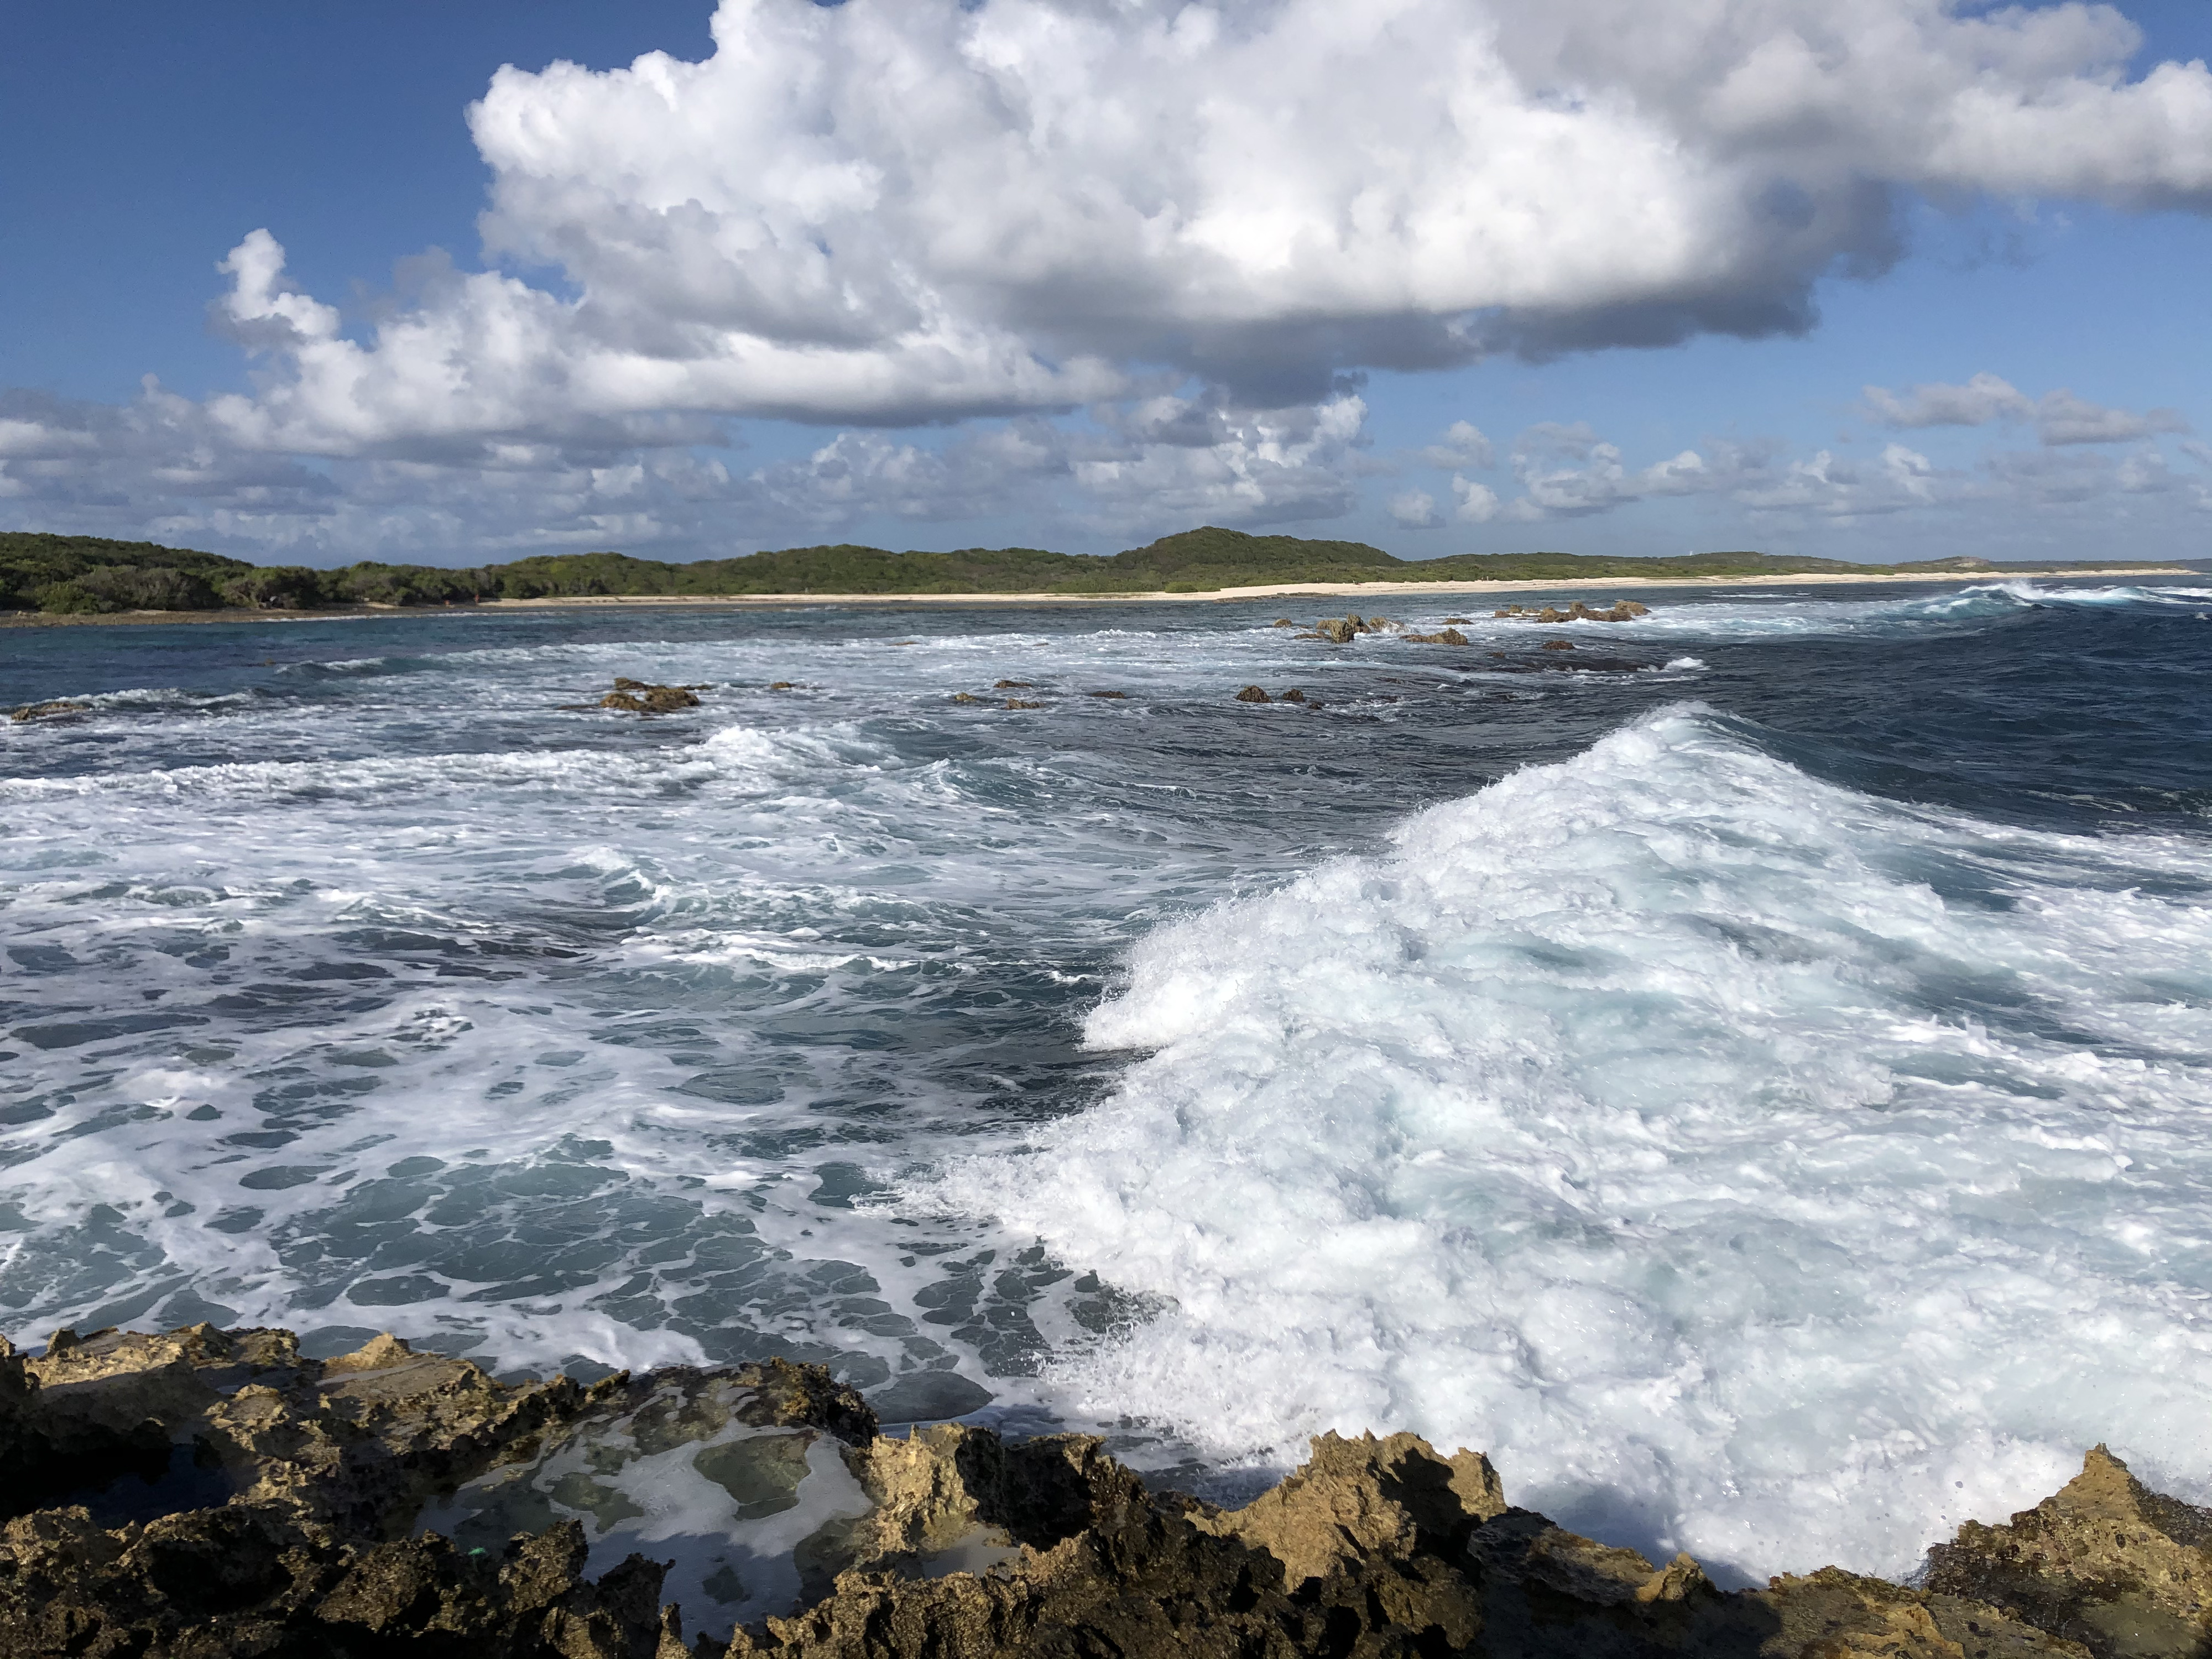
[917,702,2212,1582]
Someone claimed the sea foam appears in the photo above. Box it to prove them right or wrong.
[921,702,2212,1583]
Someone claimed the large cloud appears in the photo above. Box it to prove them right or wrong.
[196,0,2212,449]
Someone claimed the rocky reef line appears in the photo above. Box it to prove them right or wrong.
[3,1323,2203,1658]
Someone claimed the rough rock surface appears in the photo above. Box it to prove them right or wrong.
[0,1324,2185,1657]
[1492,601,1650,623]
[1926,1447,2212,1658]
[1404,628,1470,645]
[9,699,91,723]
[600,677,704,713]
[1235,685,1271,702]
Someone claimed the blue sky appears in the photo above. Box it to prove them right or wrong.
[2,0,2208,565]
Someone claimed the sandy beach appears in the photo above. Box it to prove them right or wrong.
[479,564,2199,609]
[1,564,2195,627]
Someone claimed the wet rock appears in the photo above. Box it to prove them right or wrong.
[1272,617,1296,627]
[0,1323,2168,1659]
[601,679,703,713]
[1313,618,1357,643]
[992,680,1033,689]
[8,700,90,723]
[1403,627,1469,645]
[1084,690,1126,699]
[1002,699,1044,710]
[1280,689,1307,703]
[0,1325,872,1659]
[1443,616,1472,624]
[769,681,795,691]
[951,692,982,704]
[1234,685,1271,702]
[1541,638,1577,651]
[1924,1446,2212,1658]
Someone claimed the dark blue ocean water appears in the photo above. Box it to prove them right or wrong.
[2,576,2209,1579]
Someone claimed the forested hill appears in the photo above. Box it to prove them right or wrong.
[0,525,2183,615]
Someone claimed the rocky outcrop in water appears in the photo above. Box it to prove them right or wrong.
[9,700,90,723]
[2,1322,2194,1658]
[601,678,706,713]
[1492,601,1650,623]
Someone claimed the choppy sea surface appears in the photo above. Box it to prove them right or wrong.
[4,577,2210,1584]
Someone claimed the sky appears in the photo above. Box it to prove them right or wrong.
[2,0,2208,567]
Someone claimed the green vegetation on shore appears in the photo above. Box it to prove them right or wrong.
[0,526,2185,615]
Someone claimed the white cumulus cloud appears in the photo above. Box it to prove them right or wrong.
[181,0,2212,451]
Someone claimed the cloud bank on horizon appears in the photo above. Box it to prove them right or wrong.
[2,0,2209,559]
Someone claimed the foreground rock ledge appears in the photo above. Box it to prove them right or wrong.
[1,1326,2199,1658]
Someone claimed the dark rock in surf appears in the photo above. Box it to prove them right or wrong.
[8,701,90,724]
[1234,686,1271,702]
[1541,638,1577,651]
[601,679,702,713]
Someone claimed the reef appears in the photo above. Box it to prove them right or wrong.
[4,1322,2205,1658]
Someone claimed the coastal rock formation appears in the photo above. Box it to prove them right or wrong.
[1235,685,1271,702]
[0,1322,2187,1657]
[601,677,703,713]
[1925,1446,2212,1657]
[9,699,90,723]
[1404,628,1470,645]
[1493,601,1650,623]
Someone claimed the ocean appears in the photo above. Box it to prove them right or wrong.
[3,578,2209,1587]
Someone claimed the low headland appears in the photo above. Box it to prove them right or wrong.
[1,526,2193,625]
[3,1320,2203,1657]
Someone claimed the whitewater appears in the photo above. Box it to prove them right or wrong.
[2,577,2208,1586]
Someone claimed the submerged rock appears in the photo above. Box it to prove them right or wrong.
[992,680,1033,689]
[0,1322,2172,1657]
[1002,699,1044,710]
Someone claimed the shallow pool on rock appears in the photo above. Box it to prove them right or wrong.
[414,1375,874,1639]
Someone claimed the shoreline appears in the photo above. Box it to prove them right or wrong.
[0,564,2195,627]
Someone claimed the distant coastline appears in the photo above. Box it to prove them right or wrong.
[2,562,2196,627]
[1,524,2195,626]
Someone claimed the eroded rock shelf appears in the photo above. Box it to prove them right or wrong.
[2,1323,2201,1657]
